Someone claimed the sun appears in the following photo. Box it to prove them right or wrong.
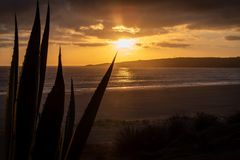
[114,39,136,49]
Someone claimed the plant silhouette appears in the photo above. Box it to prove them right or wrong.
[5,2,116,160]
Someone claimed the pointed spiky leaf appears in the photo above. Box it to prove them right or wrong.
[5,14,18,160]
[65,54,117,160]
[37,3,50,115]
[61,79,75,159]
[56,133,64,160]
[14,3,41,159]
[32,49,65,160]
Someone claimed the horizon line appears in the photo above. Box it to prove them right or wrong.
[0,56,240,67]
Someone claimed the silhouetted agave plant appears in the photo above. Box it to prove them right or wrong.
[37,3,50,118]
[5,14,18,160]
[14,2,41,159]
[61,79,75,159]
[64,54,117,160]
[5,1,116,160]
[32,50,65,160]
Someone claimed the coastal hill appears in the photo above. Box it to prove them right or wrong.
[86,57,240,68]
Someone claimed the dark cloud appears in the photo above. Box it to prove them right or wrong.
[0,37,13,41]
[66,0,240,29]
[0,42,12,48]
[50,40,109,47]
[73,42,109,47]
[154,42,191,48]
[171,38,186,42]
[136,42,191,48]
[225,35,240,41]
[0,0,240,47]
[0,42,26,48]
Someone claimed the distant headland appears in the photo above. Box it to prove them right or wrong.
[86,57,240,68]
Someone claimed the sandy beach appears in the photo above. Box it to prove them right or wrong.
[1,84,240,158]
[1,84,240,130]
[73,84,240,121]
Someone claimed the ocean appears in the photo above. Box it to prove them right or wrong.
[1,66,240,123]
[1,66,240,152]
[1,66,240,95]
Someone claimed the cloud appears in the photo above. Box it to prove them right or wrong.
[136,43,151,48]
[155,42,191,48]
[73,42,109,47]
[112,25,140,34]
[1,1,240,30]
[56,27,84,36]
[80,23,104,31]
[50,40,109,47]
[89,23,104,30]
[66,0,240,30]
[0,42,12,48]
[0,42,27,48]
[0,0,240,47]
[136,42,191,48]
[225,35,240,41]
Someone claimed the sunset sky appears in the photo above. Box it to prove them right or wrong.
[0,0,240,66]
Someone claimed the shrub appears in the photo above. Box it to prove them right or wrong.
[227,112,240,124]
[114,113,240,159]
[193,112,221,131]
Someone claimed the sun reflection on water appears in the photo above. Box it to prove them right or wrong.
[116,67,133,83]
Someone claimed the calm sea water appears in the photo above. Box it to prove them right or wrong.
[1,66,240,95]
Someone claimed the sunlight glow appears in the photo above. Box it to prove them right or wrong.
[114,39,136,49]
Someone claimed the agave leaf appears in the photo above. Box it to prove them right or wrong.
[5,14,18,160]
[61,79,75,159]
[14,2,41,159]
[56,134,64,160]
[37,3,50,117]
[32,49,65,160]
[65,54,117,160]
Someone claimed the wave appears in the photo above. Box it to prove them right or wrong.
[2,81,239,96]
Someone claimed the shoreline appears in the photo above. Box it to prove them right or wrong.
[1,82,240,96]
[1,84,240,121]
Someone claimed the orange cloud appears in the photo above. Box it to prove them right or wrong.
[79,23,104,31]
[112,25,140,34]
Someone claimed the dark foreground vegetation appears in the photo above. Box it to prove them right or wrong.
[81,112,240,160]
[5,2,115,160]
